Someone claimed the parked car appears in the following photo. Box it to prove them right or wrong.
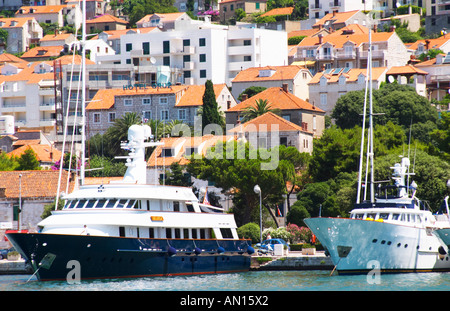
[255,238,290,254]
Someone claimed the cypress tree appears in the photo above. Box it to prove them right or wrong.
[201,80,222,132]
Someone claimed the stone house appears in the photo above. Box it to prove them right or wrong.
[0,17,42,54]
[86,83,237,137]
[225,85,325,138]
[85,14,129,34]
[227,111,314,154]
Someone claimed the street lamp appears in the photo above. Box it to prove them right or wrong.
[253,184,262,243]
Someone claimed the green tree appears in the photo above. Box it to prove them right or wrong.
[0,153,18,171]
[332,83,439,140]
[17,148,40,170]
[122,0,178,27]
[238,86,266,101]
[241,99,281,122]
[163,162,193,186]
[85,155,126,177]
[187,141,287,226]
[41,198,64,220]
[237,222,260,243]
[0,28,8,49]
[429,111,450,161]
[201,80,223,132]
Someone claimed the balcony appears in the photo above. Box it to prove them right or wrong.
[329,1,341,8]
[359,50,386,59]
[183,61,195,70]
[310,3,322,10]
[335,51,356,59]
[316,53,335,61]
[40,119,56,127]
[228,45,254,56]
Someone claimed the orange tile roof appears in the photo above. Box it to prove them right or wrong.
[8,144,62,163]
[261,7,293,17]
[86,14,128,25]
[407,35,450,51]
[55,54,95,65]
[232,65,306,83]
[0,53,27,64]
[298,30,394,49]
[175,84,228,107]
[313,10,360,28]
[40,33,74,42]
[0,17,35,28]
[86,85,189,110]
[288,29,321,39]
[227,87,324,112]
[0,170,75,199]
[16,5,67,15]
[386,64,428,76]
[228,112,307,133]
[309,67,387,84]
[21,45,63,59]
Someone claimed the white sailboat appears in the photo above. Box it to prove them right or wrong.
[304,25,450,274]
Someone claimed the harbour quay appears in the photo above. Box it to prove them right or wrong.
[251,251,333,271]
[0,259,32,275]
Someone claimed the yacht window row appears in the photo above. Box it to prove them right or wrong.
[64,199,196,212]
[351,211,425,224]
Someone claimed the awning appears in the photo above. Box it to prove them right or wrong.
[292,60,316,66]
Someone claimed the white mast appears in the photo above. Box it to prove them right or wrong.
[80,0,86,186]
[357,22,374,204]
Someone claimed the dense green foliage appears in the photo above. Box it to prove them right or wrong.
[121,0,178,26]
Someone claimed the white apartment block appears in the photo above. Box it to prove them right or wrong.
[96,21,287,86]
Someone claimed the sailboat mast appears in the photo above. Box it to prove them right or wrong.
[368,25,375,203]
[80,0,86,186]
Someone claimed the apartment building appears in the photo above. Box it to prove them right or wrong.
[295,25,409,74]
[85,83,237,137]
[0,17,42,54]
[0,61,60,137]
[312,10,372,31]
[308,67,387,114]
[96,19,287,86]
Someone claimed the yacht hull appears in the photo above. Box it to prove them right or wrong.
[7,233,252,281]
[305,217,450,275]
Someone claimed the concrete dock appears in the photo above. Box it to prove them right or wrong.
[251,251,334,271]
[0,259,32,274]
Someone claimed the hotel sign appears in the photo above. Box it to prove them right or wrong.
[123,82,172,90]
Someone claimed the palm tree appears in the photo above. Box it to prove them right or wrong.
[105,112,141,155]
[241,99,281,122]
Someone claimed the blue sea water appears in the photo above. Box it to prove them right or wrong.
[0,270,449,291]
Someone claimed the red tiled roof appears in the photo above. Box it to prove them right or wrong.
[227,87,324,112]
[261,7,293,17]
[228,112,307,133]
[0,170,75,199]
[8,144,62,163]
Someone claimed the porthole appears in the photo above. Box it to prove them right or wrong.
[372,239,378,243]
[381,240,386,244]
[397,243,401,247]
[404,244,408,248]
[387,241,392,245]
